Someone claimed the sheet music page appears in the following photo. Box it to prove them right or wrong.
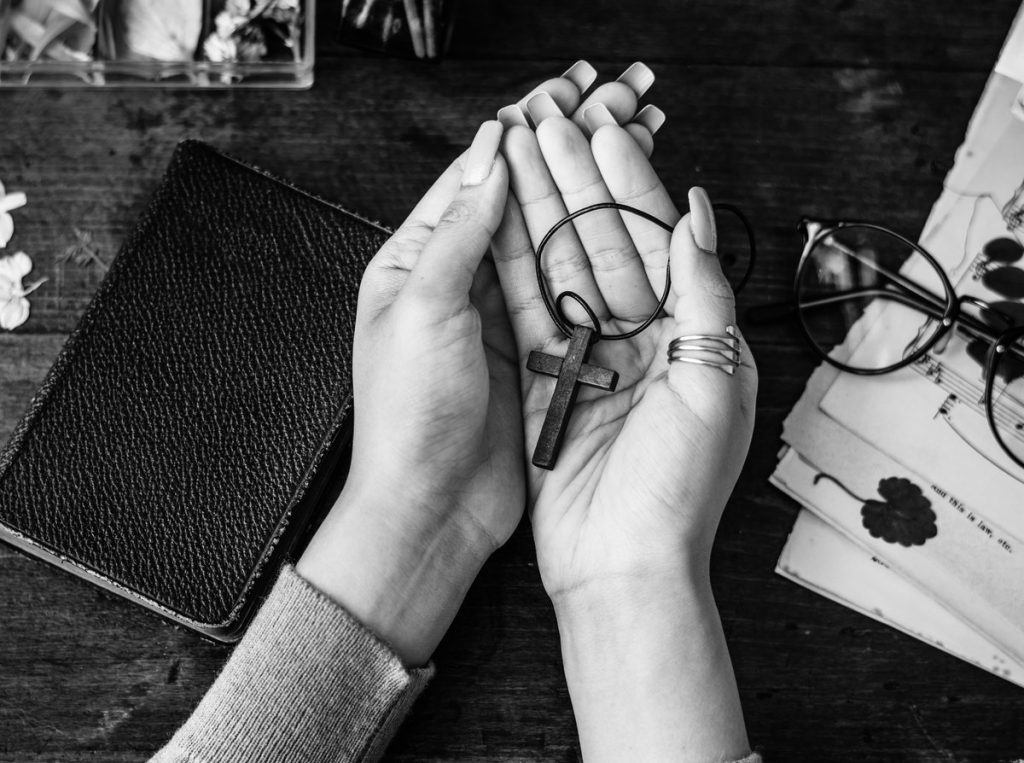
[778,362,1024,668]
[995,3,1024,83]
[818,192,1024,533]
[776,508,1024,688]
[770,1,1024,690]
[772,447,1024,666]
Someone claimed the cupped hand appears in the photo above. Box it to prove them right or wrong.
[491,113,758,600]
[494,65,756,760]
[297,122,522,665]
[296,63,673,665]
[339,121,523,554]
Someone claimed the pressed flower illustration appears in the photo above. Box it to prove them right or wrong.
[958,237,1024,384]
[963,298,1024,384]
[981,237,1024,265]
[814,472,938,547]
[1003,179,1024,232]
[982,265,1024,300]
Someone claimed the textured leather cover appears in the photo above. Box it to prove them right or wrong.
[0,140,390,641]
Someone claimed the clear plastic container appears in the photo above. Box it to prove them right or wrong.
[0,0,314,88]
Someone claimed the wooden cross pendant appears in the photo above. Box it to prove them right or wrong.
[527,325,619,470]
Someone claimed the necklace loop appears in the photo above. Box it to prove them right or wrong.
[534,202,674,340]
[555,291,603,342]
[534,201,756,341]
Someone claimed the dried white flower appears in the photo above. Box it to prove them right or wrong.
[204,30,238,62]
[0,180,28,249]
[226,0,252,17]
[0,251,46,331]
[214,9,240,38]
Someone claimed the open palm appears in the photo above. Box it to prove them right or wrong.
[492,117,758,599]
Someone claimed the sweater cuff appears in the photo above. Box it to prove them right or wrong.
[151,564,433,763]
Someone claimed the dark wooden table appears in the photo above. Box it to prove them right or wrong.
[3,1,1024,760]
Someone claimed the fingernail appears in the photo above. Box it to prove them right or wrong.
[525,91,564,126]
[496,104,529,128]
[583,102,618,135]
[688,187,717,252]
[623,123,654,157]
[462,121,504,187]
[616,61,655,98]
[633,104,666,135]
[561,60,598,93]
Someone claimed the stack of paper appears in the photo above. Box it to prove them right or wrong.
[772,5,1024,688]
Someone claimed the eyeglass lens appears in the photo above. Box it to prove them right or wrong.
[990,337,1024,465]
[796,225,949,371]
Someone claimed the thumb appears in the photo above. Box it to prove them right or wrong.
[666,188,752,419]
[406,121,509,305]
[669,187,736,332]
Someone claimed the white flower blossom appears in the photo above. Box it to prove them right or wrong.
[204,31,238,62]
[0,180,28,249]
[0,251,46,331]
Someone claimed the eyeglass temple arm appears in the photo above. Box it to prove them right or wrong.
[994,332,1024,365]
[745,286,943,326]
[797,287,944,316]
[745,291,1024,369]
[833,243,946,309]
[747,234,947,326]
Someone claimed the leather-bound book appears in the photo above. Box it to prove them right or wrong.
[0,140,389,641]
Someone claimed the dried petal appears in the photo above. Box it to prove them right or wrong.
[0,251,42,331]
[0,296,30,331]
[116,0,203,61]
[0,180,26,248]
[226,0,252,17]
[0,214,13,248]
[203,32,237,62]
[3,251,33,278]
[214,10,239,38]
[0,190,28,213]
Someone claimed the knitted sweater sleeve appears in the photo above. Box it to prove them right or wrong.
[150,565,761,763]
[149,565,433,763]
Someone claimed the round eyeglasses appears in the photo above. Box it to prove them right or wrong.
[793,218,1024,471]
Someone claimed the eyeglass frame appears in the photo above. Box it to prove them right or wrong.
[793,217,1024,470]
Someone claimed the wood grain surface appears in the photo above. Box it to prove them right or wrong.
[2,1,1024,760]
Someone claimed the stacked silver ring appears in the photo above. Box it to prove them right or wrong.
[667,325,741,375]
